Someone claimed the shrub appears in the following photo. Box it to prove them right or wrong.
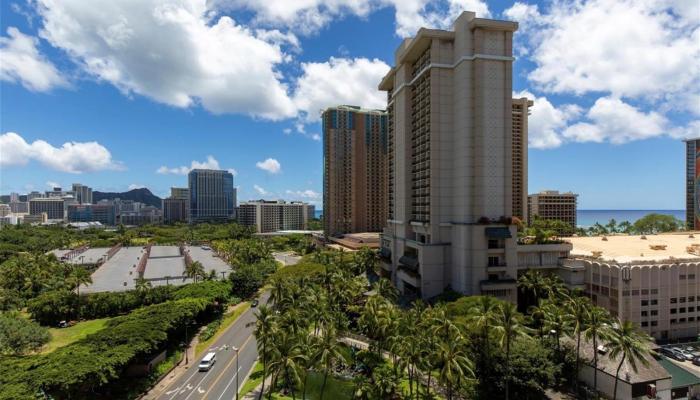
[0,313,51,355]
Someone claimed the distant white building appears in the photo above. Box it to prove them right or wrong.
[238,199,313,233]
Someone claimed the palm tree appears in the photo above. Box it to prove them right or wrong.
[606,319,652,400]
[467,296,498,372]
[254,305,277,400]
[436,336,474,400]
[541,301,568,354]
[619,220,633,234]
[565,295,591,392]
[372,278,398,302]
[583,306,612,398]
[492,302,530,400]
[314,326,344,400]
[183,260,205,282]
[68,266,92,320]
[135,277,151,294]
[267,331,307,400]
[518,269,548,307]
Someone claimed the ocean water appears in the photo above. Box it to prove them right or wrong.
[577,210,684,228]
[313,209,685,228]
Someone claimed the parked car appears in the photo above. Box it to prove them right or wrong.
[251,299,259,307]
[661,348,686,361]
[201,246,211,250]
[693,356,700,366]
[670,348,690,361]
[677,348,695,361]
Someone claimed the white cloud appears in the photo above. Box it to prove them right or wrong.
[285,189,320,199]
[157,155,233,175]
[518,0,700,100]
[46,181,60,189]
[215,0,489,37]
[0,132,122,173]
[35,0,297,119]
[391,0,491,37]
[128,184,145,190]
[0,27,67,91]
[227,168,238,176]
[293,57,390,122]
[562,97,668,144]
[253,184,268,196]
[513,90,581,149]
[256,158,281,174]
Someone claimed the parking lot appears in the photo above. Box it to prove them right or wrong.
[186,245,231,279]
[143,246,188,287]
[52,248,111,264]
[82,247,146,293]
[657,343,700,375]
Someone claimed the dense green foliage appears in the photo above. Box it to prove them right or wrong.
[575,214,685,236]
[229,259,278,298]
[0,313,51,355]
[28,280,232,325]
[0,298,209,400]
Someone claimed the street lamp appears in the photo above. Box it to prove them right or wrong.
[232,346,240,400]
[184,322,192,365]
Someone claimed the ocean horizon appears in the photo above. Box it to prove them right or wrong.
[315,209,685,228]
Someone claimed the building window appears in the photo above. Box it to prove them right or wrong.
[641,321,649,327]
[642,300,649,306]
[681,274,687,280]
[651,299,658,305]
[671,319,677,324]
[671,308,677,314]
[690,296,696,302]
[488,256,501,267]
[681,297,687,303]
[691,317,696,322]
[671,298,678,304]
[691,307,695,312]
[681,308,687,313]
[651,310,658,316]
[641,311,648,317]
[651,289,659,295]
[690,274,696,280]
[651,321,658,326]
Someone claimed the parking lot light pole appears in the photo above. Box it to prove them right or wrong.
[233,346,239,400]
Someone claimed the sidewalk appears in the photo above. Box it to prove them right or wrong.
[242,376,271,400]
[141,336,201,399]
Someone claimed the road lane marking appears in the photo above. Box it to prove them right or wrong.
[215,367,242,400]
[202,334,255,400]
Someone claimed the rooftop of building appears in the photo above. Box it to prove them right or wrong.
[566,232,700,263]
[570,337,671,385]
[327,232,381,250]
[323,105,386,114]
[529,190,577,196]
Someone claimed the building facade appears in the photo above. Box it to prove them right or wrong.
[528,190,578,231]
[378,12,527,299]
[323,105,388,237]
[162,187,190,224]
[188,169,235,223]
[512,97,532,224]
[238,200,312,233]
[29,198,65,220]
[686,138,700,230]
[67,203,116,225]
[71,183,93,204]
[9,201,28,214]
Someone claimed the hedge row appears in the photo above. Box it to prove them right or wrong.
[0,297,210,400]
[28,280,232,325]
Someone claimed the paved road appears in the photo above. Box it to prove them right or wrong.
[158,292,268,400]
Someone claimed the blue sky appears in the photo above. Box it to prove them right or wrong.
[0,0,698,210]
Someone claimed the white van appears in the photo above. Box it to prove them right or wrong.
[198,352,216,371]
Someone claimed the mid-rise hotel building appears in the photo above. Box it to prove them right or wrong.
[379,12,528,299]
[565,233,700,341]
[322,105,388,237]
[71,183,93,204]
[29,197,66,220]
[238,199,313,233]
[163,187,190,224]
[528,190,578,232]
[188,169,236,223]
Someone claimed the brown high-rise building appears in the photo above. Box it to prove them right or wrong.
[528,190,578,233]
[512,97,532,224]
[323,105,388,236]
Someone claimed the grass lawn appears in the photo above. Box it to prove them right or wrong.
[240,363,354,400]
[41,317,111,353]
[195,301,250,356]
[240,361,264,396]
